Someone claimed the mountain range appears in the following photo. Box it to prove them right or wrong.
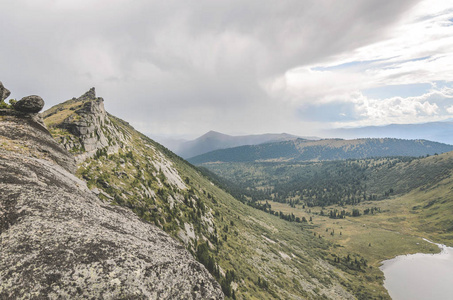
[160,120,453,160]
[2,82,453,299]
[188,137,453,164]
[161,131,313,158]
[324,121,453,145]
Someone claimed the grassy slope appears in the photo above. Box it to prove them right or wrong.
[42,99,389,300]
[200,152,453,297]
[202,154,453,238]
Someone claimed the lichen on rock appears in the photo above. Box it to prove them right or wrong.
[43,88,129,162]
[0,91,224,299]
[0,81,11,102]
[13,95,45,113]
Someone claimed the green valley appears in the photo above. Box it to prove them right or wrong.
[197,153,453,297]
[41,89,400,299]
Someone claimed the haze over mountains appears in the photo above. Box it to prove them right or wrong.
[188,138,453,164]
[159,120,453,160]
[166,131,311,159]
[325,121,453,145]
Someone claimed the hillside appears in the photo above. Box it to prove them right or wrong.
[325,121,453,145]
[197,152,453,297]
[168,131,304,158]
[0,86,222,299]
[188,138,453,164]
[40,88,384,299]
[199,153,453,241]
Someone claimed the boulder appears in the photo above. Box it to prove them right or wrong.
[13,95,45,113]
[0,81,11,102]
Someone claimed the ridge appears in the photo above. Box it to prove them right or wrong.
[0,82,223,299]
[42,88,373,299]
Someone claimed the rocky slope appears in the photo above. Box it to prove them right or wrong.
[41,89,387,299]
[0,87,223,299]
[42,88,128,163]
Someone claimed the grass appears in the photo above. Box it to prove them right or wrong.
[44,96,453,299]
[258,195,446,298]
[263,196,444,258]
[71,120,393,299]
[43,100,86,127]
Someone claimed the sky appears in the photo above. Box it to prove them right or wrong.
[1,0,453,140]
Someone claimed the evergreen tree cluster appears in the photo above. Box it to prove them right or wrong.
[201,157,414,208]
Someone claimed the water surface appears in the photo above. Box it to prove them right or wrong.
[380,240,453,300]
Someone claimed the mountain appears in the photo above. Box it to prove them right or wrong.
[198,153,453,290]
[324,121,453,145]
[188,138,453,164]
[39,88,378,299]
[200,152,453,241]
[0,89,222,299]
[167,130,308,158]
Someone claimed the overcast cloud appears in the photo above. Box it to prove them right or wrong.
[1,0,452,139]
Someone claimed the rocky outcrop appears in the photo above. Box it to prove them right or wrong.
[48,89,129,162]
[13,95,45,113]
[0,100,223,299]
[0,83,49,141]
[0,81,10,102]
[78,87,96,101]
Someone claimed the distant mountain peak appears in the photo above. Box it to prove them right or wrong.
[170,131,306,158]
[201,130,229,139]
[206,130,221,134]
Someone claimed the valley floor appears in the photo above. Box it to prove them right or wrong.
[259,189,452,298]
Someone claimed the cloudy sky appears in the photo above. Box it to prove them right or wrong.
[1,0,453,139]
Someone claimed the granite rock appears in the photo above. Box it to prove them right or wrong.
[50,89,129,162]
[78,87,96,101]
[0,81,10,102]
[13,95,45,113]
[0,114,224,299]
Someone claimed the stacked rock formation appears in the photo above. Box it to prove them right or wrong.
[0,81,45,128]
[0,82,223,299]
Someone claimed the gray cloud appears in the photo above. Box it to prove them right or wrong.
[0,0,422,137]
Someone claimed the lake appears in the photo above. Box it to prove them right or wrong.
[380,239,453,300]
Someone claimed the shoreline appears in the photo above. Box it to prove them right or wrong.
[380,238,453,300]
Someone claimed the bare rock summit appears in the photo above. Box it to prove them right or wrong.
[78,87,96,100]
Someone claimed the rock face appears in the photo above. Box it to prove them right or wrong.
[13,95,45,113]
[43,89,128,162]
[0,81,10,101]
[0,111,223,298]
[78,87,96,101]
